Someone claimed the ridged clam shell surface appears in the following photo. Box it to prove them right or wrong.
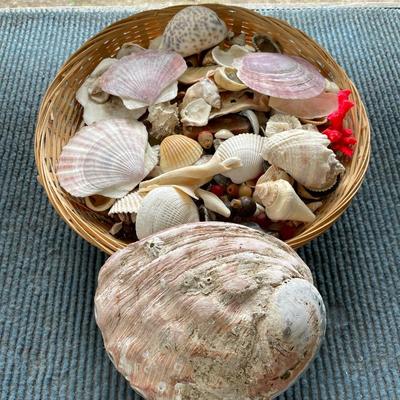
[95,222,326,400]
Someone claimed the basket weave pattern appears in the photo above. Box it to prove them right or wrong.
[35,4,370,255]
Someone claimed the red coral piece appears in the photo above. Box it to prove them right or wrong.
[322,89,357,157]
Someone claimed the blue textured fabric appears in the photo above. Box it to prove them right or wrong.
[0,6,399,400]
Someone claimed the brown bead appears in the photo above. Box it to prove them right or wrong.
[238,183,253,198]
[198,130,214,149]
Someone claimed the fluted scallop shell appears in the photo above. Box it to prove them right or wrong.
[262,129,345,191]
[162,6,228,57]
[255,179,316,222]
[182,78,221,109]
[214,133,265,184]
[264,114,302,136]
[213,66,247,91]
[108,191,144,215]
[180,98,211,127]
[211,44,252,68]
[100,50,187,110]
[95,222,326,400]
[160,135,203,172]
[57,119,148,198]
[233,53,325,99]
[135,186,199,239]
[147,102,179,140]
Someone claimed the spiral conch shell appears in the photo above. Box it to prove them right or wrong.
[95,222,326,400]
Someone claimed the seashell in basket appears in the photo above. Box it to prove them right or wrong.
[262,129,345,191]
[135,186,199,239]
[181,98,212,127]
[269,91,338,119]
[161,6,228,57]
[84,195,115,212]
[144,144,160,177]
[264,113,302,136]
[256,165,294,187]
[254,179,316,222]
[57,119,148,198]
[95,222,326,400]
[252,33,282,53]
[178,65,218,85]
[214,133,265,184]
[160,135,203,172]
[211,44,252,68]
[233,53,325,99]
[181,78,221,109]
[108,190,144,215]
[213,66,247,91]
[116,42,145,59]
[100,50,187,110]
[196,188,231,217]
[147,102,179,140]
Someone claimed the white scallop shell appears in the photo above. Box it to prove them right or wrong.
[162,6,228,57]
[57,119,148,198]
[264,113,302,136]
[180,98,211,127]
[181,78,221,109]
[211,44,252,68]
[135,186,200,239]
[100,50,187,110]
[214,133,265,184]
[144,144,160,177]
[255,180,316,222]
[108,191,144,215]
[196,188,231,217]
[262,129,345,191]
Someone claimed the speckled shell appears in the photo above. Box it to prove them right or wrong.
[160,135,203,172]
[100,50,187,110]
[95,222,326,400]
[214,134,265,184]
[162,6,228,57]
[262,129,345,191]
[57,119,148,198]
[135,186,200,239]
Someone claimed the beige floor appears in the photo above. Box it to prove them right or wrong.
[2,0,397,7]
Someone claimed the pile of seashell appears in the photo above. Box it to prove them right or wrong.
[57,5,356,242]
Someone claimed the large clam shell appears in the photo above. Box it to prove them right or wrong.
[233,53,325,99]
[262,129,345,191]
[135,186,199,239]
[162,6,228,57]
[214,133,265,184]
[95,222,326,400]
[57,119,148,198]
[160,135,203,172]
[100,50,187,110]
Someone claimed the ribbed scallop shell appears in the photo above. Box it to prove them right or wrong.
[135,186,200,239]
[214,133,265,184]
[108,191,144,215]
[95,222,326,400]
[233,53,325,99]
[262,129,345,191]
[100,50,187,110]
[57,119,148,198]
[255,180,316,222]
[160,135,203,172]
[162,6,228,57]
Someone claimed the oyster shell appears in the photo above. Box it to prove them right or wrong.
[95,222,326,400]
[264,114,302,137]
[213,66,247,91]
[162,6,228,57]
[135,186,199,239]
[214,133,265,184]
[211,44,252,68]
[160,135,203,172]
[181,98,212,127]
[262,129,345,191]
[182,78,221,109]
[147,102,179,140]
[57,119,148,198]
[254,179,316,222]
[100,50,187,110]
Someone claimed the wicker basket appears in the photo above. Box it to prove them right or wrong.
[35,4,370,255]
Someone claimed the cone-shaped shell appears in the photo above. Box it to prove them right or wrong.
[160,135,203,172]
[254,180,316,222]
[135,186,199,239]
[162,6,228,57]
[262,129,345,191]
[100,50,187,110]
[57,119,148,198]
[233,53,325,99]
[214,133,265,184]
[95,222,326,400]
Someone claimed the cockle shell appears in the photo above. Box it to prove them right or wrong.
[255,180,316,222]
[262,129,345,191]
[196,188,231,217]
[233,53,325,99]
[135,186,199,239]
[95,222,326,400]
[213,66,247,91]
[160,135,203,172]
[181,98,212,127]
[264,114,302,136]
[211,44,252,68]
[108,191,144,215]
[100,50,187,110]
[84,195,115,212]
[147,102,179,140]
[57,119,148,198]
[269,92,338,119]
[182,78,221,109]
[116,42,145,59]
[161,6,228,57]
[178,66,218,84]
[214,133,265,184]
